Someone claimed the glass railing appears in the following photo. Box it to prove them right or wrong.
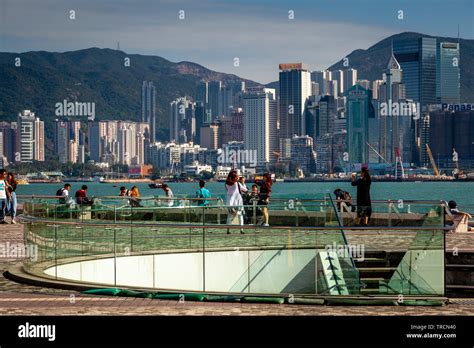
[19,194,342,228]
[22,218,446,297]
[19,195,447,229]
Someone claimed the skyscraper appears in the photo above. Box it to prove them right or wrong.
[208,81,222,121]
[436,42,461,104]
[55,120,81,163]
[279,63,311,143]
[331,70,344,95]
[17,110,44,163]
[393,37,437,106]
[346,85,374,165]
[197,81,212,123]
[311,70,333,95]
[169,97,195,144]
[0,122,17,163]
[379,52,409,163]
[243,88,278,167]
[141,81,156,142]
[343,69,357,94]
[34,118,44,161]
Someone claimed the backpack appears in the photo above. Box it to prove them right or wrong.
[56,188,64,196]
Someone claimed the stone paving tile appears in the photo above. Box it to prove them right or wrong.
[1,223,474,316]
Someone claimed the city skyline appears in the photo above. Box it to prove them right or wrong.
[1,0,473,83]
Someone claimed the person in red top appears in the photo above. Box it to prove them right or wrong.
[258,173,272,227]
[75,185,94,206]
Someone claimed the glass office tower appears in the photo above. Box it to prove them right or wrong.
[436,42,461,104]
[393,37,437,106]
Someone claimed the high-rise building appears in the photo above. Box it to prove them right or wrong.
[311,70,332,95]
[279,63,311,143]
[393,37,437,106]
[230,108,244,142]
[436,42,461,104]
[141,81,156,142]
[88,120,147,165]
[55,120,81,163]
[243,88,278,167]
[217,114,233,146]
[346,85,374,165]
[0,122,17,163]
[200,123,220,150]
[17,110,44,163]
[34,118,44,161]
[427,108,474,169]
[169,97,195,144]
[372,80,384,100]
[311,82,320,96]
[208,81,222,121]
[318,95,338,136]
[331,70,344,95]
[290,135,317,175]
[197,82,212,124]
[221,81,245,117]
[343,69,357,94]
[357,80,371,90]
[378,53,411,164]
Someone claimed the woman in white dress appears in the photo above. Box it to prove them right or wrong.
[225,170,247,234]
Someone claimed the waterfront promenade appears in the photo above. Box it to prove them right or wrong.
[1,223,474,315]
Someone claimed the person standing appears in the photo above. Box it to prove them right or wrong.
[0,169,9,224]
[6,173,18,224]
[258,173,272,227]
[161,184,174,207]
[225,170,245,234]
[196,180,211,206]
[351,167,372,226]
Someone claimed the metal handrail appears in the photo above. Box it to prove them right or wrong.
[19,215,453,232]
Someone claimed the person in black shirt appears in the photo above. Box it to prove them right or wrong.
[351,167,372,226]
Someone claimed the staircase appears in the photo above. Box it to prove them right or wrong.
[354,251,404,294]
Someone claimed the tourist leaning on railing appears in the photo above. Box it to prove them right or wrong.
[196,180,211,207]
[129,186,142,207]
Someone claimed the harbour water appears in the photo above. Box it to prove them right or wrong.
[16,181,474,212]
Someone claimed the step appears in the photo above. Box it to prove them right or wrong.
[358,267,397,272]
[360,277,387,282]
[446,264,474,269]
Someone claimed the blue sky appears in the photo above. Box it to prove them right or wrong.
[0,0,473,83]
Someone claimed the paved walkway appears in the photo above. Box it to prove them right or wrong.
[1,221,474,316]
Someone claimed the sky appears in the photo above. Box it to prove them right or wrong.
[0,0,473,83]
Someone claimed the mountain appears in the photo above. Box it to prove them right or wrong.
[266,32,474,102]
[0,48,261,149]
